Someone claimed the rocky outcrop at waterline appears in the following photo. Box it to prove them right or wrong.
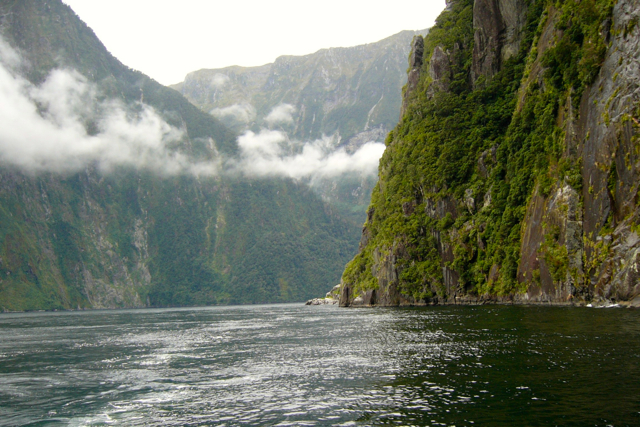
[306,284,340,305]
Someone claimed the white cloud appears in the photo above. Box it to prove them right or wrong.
[237,129,288,158]
[234,130,385,180]
[0,38,22,70]
[210,103,256,124]
[0,38,384,182]
[265,103,295,126]
[210,73,230,88]
[0,41,220,176]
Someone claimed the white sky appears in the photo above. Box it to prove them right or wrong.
[61,0,446,86]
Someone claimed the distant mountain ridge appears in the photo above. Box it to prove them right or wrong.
[0,0,359,311]
[172,29,428,147]
[172,29,429,222]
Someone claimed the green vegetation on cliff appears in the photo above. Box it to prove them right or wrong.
[342,0,631,305]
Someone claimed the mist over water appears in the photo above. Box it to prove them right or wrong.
[1,304,639,426]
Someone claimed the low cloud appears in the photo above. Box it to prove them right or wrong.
[265,103,295,126]
[210,73,230,88]
[0,38,21,69]
[234,130,385,180]
[0,38,384,182]
[0,41,221,176]
[210,103,256,124]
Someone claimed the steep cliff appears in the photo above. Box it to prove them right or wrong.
[340,0,640,307]
[0,0,359,311]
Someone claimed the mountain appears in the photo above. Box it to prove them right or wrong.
[172,30,427,145]
[340,0,640,307]
[171,30,428,223]
[0,0,359,311]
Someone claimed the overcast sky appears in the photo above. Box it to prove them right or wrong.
[61,0,446,86]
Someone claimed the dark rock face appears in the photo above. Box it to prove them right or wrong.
[578,0,640,301]
[401,36,424,115]
[515,0,640,304]
[518,184,584,303]
[498,0,529,60]
[339,282,352,307]
[425,196,461,297]
[472,0,505,83]
[427,46,452,97]
[472,0,528,85]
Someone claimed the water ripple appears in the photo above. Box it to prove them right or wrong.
[1,305,640,426]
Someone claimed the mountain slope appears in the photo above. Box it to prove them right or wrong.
[171,30,428,223]
[172,29,427,145]
[1,0,236,155]
[0,0,359,311]
[340,0,640,307]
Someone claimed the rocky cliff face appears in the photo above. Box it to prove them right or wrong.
[511,0,640,304]
[340,0,640,307]
[401,36,424,115]
[472,0,529,84]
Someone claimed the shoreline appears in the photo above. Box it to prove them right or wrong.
[338,294,640,309]
[338,301,637,308]
[0,301,307,315]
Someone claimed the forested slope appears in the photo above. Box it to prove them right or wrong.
[0,0,359,311]
[340,0,640,306]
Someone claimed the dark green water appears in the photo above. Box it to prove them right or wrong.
[0,304,639,426]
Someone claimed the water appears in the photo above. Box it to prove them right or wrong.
[1,304,639,426]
